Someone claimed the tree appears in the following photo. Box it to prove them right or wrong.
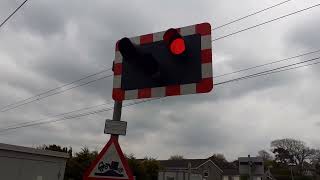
[311,150,320,175]
[258,150,273,161]
[169,155,184,160]
[127,154,146,180]
[272,147,293,165]
[38,144,72,157]
[64,147,98,180]
[210,153,228,162]
[127,154,161,180]
[258,150,274,169]
[271,138,316,173]
[142,157,161,180]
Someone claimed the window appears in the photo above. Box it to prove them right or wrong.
[203,171,209,178]
[233,176,240,180]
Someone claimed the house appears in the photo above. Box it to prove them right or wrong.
[158,157,240,180]
[238,156,264,180]
[0,143,69,180]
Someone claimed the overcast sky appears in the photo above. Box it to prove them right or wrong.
[0,0,320,161]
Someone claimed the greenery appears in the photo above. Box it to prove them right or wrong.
[40,145,161,180]
[240,175,249,180]
[65,147,98,180]
[210,153,228,162]
[127,154,161,180]
[270,138,319,175]
[168,155,184,160]
[40,138,320,180]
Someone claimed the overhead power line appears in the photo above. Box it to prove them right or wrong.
[2,48,317,113]
[213,3,320,41]
[3,56,320,133]
[214,60,320,86]
[0,98,160,134]
[0,74,113,112]
[0,101,114,130]
[243,60,320,80]
[3,48,320,112]
[212,0,293,30]
[0,0,29,29]
[2,2,318,114]
[2,57,319,134]
[213,49,320,78]
[2,53,320,133]
[215,56,320,86]
[0,67,112,112]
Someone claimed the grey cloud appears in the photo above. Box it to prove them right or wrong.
[8,0,67,36]
[288,11,320,50]
[1,0,320,161]
[286,11,320,78]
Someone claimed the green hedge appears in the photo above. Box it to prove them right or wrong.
[273,175,313,180]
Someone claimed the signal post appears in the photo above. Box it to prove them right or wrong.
[83,22,213,180]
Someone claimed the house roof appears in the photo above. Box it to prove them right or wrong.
[0,143,70,159]
[209,157,237,169]
[159,159,208,169]
[159,157,237,171]
[222,169,240,175]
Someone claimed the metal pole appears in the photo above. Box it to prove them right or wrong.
[290,166,294,180]
[111,101,123,140]
[188,162,191,180]
[112,101,123,121]
[248,155,252,180]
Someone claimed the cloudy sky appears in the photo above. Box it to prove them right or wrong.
[0,0,320,161]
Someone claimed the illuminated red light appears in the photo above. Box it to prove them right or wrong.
[170,38,185,55]
[163,28,186,55]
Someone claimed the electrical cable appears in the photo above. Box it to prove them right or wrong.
[212,3,320,42]
[0,0,29,29]
[1,74,113,112]
[0,101,114,130]
[2,55,320,133]
[3,55,320,132]
[215,56,320,86]
[212,0,293,30]
[2,1,313,112]
[213,49,320,78]
[0,98,160,134]
[215,60,320,86]
[0,68,112,112]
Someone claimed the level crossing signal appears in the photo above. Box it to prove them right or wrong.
[112,22,213,101]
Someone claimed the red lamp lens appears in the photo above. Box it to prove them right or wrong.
[163,28,186,56]
[170,38,185,55]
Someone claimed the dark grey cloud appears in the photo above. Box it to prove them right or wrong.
[286,10,320,80]
[288,10,320,50]
[0,0,320,161]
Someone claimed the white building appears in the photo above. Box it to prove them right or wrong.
[0,143,69,180]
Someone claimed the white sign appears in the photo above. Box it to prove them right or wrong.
[104,120,127,135]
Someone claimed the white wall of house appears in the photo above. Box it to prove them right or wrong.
[0,143,69,180]
[223,175,263,180]
[233,176,240,180]
[158,171,202,180]
[223,175,241,180]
